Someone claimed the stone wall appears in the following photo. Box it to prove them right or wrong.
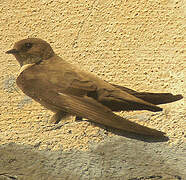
[0,0,185,179]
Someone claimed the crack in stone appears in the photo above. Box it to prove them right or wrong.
[128,175,182,180]
[0,173,17,180]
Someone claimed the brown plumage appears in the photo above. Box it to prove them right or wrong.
[6,38,182,137]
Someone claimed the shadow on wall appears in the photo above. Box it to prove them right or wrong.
[3,75,33,108]
[0,140,184,179]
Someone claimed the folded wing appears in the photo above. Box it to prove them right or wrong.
[17,75,165,137]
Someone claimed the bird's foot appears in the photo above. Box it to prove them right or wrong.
[44,122,69,131]
[49,111,68,124]
[44,111,70,131]
[75,116,83,122]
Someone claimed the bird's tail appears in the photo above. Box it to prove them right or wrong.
[108,84,183,111]
[113,84,183,105]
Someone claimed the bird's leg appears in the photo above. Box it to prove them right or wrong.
[46,112,82,132]
[50,111,68,124]
[45,111,70,131]
[75,116,83,122]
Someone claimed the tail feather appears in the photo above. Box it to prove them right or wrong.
[131,93,183,105]
[109,84,183,111]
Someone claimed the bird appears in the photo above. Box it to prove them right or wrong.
[6,38,182,137]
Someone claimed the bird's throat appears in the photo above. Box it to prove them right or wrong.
[19,63,35,74]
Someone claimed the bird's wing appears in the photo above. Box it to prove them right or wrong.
[23,60,163,112]
[17,73,165,137]
[57,67,163,112]
[62,71,97,92]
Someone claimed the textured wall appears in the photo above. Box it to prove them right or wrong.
[0,0,185,179]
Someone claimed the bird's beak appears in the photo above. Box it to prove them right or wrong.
[6,49,19,54]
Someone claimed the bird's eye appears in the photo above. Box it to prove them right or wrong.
[24,43,33,49]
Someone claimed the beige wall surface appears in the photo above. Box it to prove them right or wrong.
[0,0,185,152]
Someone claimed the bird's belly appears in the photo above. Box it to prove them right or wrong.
[16,75,62,113]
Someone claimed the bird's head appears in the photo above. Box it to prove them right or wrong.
[6,38,55,66]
